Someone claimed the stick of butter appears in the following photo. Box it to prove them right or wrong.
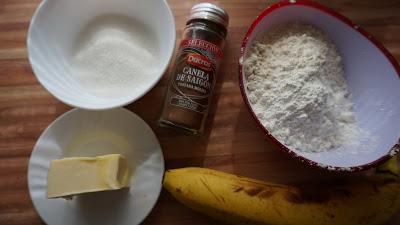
[47,154,131,198]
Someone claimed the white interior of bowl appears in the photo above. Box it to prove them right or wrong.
[242,4,400,168]
[28,0,175,109]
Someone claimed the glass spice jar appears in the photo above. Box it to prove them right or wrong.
[159,3,229,135]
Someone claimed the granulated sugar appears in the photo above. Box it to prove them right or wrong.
[71,15,157,98]
[244,23,367,153]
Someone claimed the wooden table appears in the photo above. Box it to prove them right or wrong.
[0,0,399,224]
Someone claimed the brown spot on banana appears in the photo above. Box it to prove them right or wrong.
[285,188,331,204]
[244,187,263,196]
[326,212,335,219]
[258,189,276,199]
[232,185,243,192]
[232,183,277,199]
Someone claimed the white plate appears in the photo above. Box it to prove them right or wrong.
[28,108,164,225]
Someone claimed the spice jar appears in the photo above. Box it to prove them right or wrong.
[159,3,229,135]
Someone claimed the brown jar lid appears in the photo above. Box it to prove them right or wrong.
[188,3,229,28]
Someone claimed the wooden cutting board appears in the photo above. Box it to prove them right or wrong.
[0,0,399,224]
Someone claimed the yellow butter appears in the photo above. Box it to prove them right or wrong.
[47,154,131,198]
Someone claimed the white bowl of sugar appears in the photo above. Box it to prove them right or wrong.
[28,0,176,110]
[239,1,400,171]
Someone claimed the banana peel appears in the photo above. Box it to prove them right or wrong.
[163,158,400,225]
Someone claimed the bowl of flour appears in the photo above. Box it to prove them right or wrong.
[239,1,400,171]
[28,0,175,110]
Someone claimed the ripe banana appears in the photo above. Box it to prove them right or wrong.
[163,161,400,225]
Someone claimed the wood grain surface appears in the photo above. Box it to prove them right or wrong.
[0,0,399,224]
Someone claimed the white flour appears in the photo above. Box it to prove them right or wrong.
[244,23,366,153]
[71,15,157,98]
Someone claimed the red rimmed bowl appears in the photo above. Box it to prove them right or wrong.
[238,0,400,172]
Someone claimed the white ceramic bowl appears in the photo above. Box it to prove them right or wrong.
[239,0,400,171]
[28,0,175,110]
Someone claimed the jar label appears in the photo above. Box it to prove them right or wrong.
[168,38,222,114]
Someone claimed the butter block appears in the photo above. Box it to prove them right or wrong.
[47,154,131,198]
